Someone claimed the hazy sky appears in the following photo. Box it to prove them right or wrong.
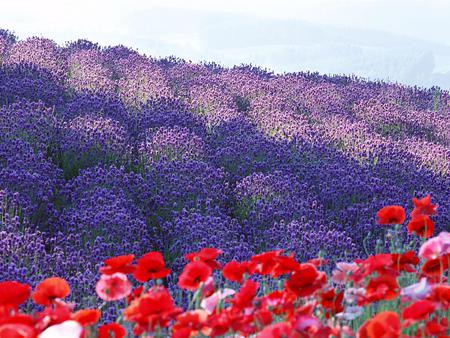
[1,0,450,88]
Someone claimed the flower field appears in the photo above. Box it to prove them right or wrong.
[0,29,449,337]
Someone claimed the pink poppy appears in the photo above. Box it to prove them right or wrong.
[332,262,358,284]
[95,273,132,301]
[200,288,235,314]
[344,287,366,304]
[419,232,450,260]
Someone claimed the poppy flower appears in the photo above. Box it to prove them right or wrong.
[424,317,448,337]
[172,310,208,337]
[253,308,273,328]
[401,278,431,301]
[285,263,326,297]
[72,309,101,326]
[292,315,322,335]
[411,194,438,217]
[390,251,420,272]
[222,261,254,283]
[344,287,366,305]
[407,215,435,238]
[98,323,126,338]
[250,250,283,275]
[207,311,233,337]
[99,254,135,275]
[126,285,144,304]
[332,262,358,284]
[34,300,73,330]
[402,300,436,325]
[200,289,235,314]
[0,323,36,338]
[185,248,223,270]
[133,251,171,282]
[376,205,406,225]
[201,276,215,298]
[39,320,83,338]
[352,253,394,282]
[358,311,401,338]
[0,281,31,310]
[307,257,329,267]
[271,255,301,278]
[178,261,212,291]
[124,286,182,334]
[32,277,70,306]
[257,322,292,338]
[230,279,259,310]
[365,275,400,302]
[421,254,449,276]
[320,289,344,315]
[335,306,364,321]
[96,273,132,302]
[428,284,450,310]
[419,232,450,259]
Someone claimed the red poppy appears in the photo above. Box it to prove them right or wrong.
[230,280,259,310]
[421,254,449,277]
[0,323,36,338]
[285,263,326,297]
[307,257,329,267]
[376,205,406,225]
[320,289,344,315]
[254,308,273,327]
[207,311,234,337]
[352,253,394,282]
[0,313,35,327]
[390,251,420,273]
[402,300,436,325]
[72,309,101,326]
[250,250,283,275]
[424,317,448,337]
[358,311,401,338]
[34,301,72,330]
[0,281,31,311]
[259,290,295,317]
[124,286,182,334]
[411,194,438,217]
[185,248,223,270]
[98,322,126,338]
[99,254,136,275]
[172,310,208,337]
[32,277,70,306]
[428,284,450,310]
[365,275,400,302]
[133,251,171,282]
[126,285,144,304]
[257,322,292,338]
[178,261,212,291]
[222,261,254,283]
[271,255,301,278]
[407,215,435,238]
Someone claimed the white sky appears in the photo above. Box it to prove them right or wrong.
[1,0,450,88]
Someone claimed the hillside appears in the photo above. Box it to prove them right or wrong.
[0,29,449,336]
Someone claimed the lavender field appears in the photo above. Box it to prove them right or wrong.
[0,29,449,337]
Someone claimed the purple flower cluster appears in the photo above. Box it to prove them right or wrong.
[59,115,131,176]
[0,139,62,223]
[66,49,115,94]
[0,31,449,311]
[139,126,206,163]
[5,37,66,80]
